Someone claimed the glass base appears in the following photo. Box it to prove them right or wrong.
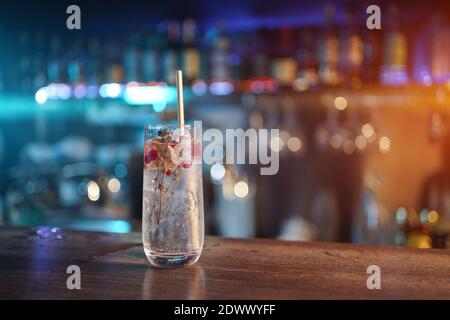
[146,252,201,268]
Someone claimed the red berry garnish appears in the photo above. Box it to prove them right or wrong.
[144,154,151,164]
[144,149,159,165]
[182,162,192,169]
[165,170,172,176]
[149,149,158,161]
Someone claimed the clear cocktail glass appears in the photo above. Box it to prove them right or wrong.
[142,123,204,268]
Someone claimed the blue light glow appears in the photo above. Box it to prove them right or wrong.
[73,84,87,99]
[106,83,122,98]
[63,219,131,233]
[47,84,59,99]
[123,85,176,111]
[99,83,123,98]
[192,80,208,96]
[35,88,48,104]
[209,81,234,96]
[210,163,225,181]
[86,85,98,99]
[58,84,72,100]
[380,67,409,86]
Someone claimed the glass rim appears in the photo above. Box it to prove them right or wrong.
[144,121,197,131]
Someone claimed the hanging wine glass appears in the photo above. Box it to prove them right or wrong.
[315,101,338,153]
[280,97,306,157]
[327,105,346,153]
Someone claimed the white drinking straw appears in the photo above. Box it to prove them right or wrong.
[176,70,185,135]
[176,70,199,250]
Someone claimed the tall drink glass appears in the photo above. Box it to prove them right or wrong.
[142,123,204,268]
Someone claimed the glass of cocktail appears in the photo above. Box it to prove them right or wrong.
[142,123,203,268]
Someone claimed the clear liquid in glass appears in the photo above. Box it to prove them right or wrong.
[142,124,204,268]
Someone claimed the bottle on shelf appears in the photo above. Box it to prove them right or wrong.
[270,27,297,89]
[238,31,255,82]
[419,136,450,248]
[32,30,48,90]
[241,29,274,94]
[85,36,103,85]
[207,21,233,82]
[47,35,63,84]
[380,4,408,85]
[0,27,4,93]
[17,31,32,93]
[104,38,124,83]
[161,20,180,85]
[181,18,201,84]
[67,38,85,84]
[362,23,381,85]
[317,4,340,87]
[430,13,450,83]
[141,29,161,83]
[339,5,364,88]
[295,29,319,91]
[252,29,270,78]
[123,28,141,83]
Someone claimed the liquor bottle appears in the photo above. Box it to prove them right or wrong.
[241,29,273,93]
[296,29,319,90]
[104,38,124,83]
[161,21,180,85]
[362,26,381,85]
[430,13,450,83]
[31,31,48,91]
[0,28,7,93]
[23,31,38,92]
[317,4,340,86]
[340,5,364,88]
[270,27,297,88]
[236,31,252,81]
[67,38,84,84]
[420,136,450,226]
[0,28,2,80]
[123,29,141,83]
[47,35,63,83]
[380,4,408,85]
[86,36,103,85]
[16,31,32,93]
[207,21,232,81]
[252,29,270,78]
[141,29,160,83]
[229,31,244,81]
[181,19,201,84]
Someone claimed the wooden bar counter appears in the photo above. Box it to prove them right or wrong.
[0,227,449,299]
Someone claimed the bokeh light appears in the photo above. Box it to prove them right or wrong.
[234,181,249,198]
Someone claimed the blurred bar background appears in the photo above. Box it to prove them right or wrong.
[1,0,450,249]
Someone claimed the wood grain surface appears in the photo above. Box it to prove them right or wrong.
[0,227,449,299]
